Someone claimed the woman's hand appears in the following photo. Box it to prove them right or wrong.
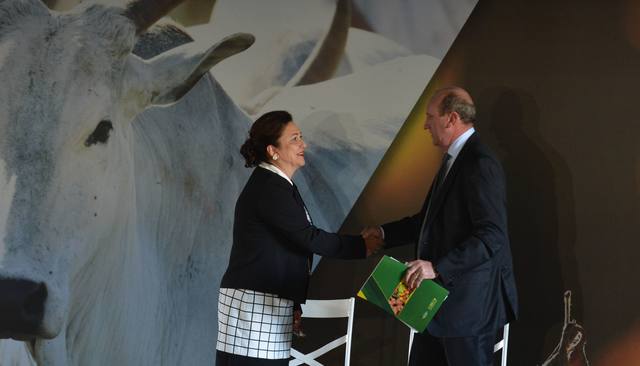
[293,309,305,337]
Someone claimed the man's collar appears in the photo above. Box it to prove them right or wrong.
[447,127,475,160]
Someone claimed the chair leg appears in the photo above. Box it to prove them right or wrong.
[501,323,509,366]
[408,330,416,365]
[345,298,355,365]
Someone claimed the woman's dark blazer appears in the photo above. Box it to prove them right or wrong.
[220,167,365,303]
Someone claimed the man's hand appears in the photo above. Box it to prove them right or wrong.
[361,226,383,256]
[404,260,437,289]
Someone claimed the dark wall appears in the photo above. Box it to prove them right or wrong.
[453,0,640,362]
[309,0,640,364]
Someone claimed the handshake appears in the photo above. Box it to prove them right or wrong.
[361,226,384,257]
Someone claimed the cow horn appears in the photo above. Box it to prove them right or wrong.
[124,0,186,35]
[294,0,350,86]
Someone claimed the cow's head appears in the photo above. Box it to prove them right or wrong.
[0,0,252,345]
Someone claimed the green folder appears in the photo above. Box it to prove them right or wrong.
[357,255,449,332]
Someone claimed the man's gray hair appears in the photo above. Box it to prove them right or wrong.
[439,93,476,124]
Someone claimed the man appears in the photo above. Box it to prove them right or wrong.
[363,87,518,366]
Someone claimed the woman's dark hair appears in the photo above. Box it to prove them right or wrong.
[240,110,292,168]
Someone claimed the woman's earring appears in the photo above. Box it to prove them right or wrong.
[273,154,279,161]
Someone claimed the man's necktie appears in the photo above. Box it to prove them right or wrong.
[431,153,452,198]
[418,153,451,258]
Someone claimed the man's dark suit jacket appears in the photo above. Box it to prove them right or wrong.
[220,167,365,304]
[383,133,518,337]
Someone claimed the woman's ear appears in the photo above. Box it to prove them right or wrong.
[266,145,276,159]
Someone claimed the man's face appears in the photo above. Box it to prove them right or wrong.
[424,97,453,149]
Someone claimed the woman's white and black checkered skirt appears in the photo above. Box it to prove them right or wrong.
[216,288,294,359]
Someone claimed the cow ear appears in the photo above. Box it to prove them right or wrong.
[130,33,254,107]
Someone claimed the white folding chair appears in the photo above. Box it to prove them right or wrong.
[494,323,509,366]
[408,329,416,364]
[407,323,510,366]
[289,298,355,366]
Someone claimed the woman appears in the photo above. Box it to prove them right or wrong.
[216,111,370,365]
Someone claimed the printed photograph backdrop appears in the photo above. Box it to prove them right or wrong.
[0,0,476,365]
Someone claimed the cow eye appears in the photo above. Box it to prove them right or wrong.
[85,120,113,147]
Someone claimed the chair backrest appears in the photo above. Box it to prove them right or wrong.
[289,298,355,366]
[407,323,509,366]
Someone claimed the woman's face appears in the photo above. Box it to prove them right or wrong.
[270,121,307,176]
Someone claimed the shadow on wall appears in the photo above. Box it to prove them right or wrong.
[476,88,585,364]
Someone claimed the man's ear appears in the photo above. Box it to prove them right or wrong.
[447,111,460,127]
[124,33,254,107]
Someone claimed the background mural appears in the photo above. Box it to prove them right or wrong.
[0,0,476,365]
[7,0,638,365]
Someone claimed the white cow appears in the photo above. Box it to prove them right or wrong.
[0,0,440,365]
[0,0,254,364]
